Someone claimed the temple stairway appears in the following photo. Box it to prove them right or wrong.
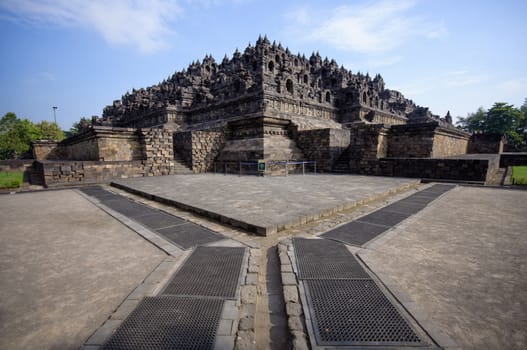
[332,147,352,173]
[173,152,193,174]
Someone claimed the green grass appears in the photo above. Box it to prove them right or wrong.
[511,166,527,185]
[0,171,23,189]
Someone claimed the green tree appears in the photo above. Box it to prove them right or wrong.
[457,102,526,150]
[35,120,64,140]
[0,113,64,159]
[457,107,486,132]
[0,113,39,159]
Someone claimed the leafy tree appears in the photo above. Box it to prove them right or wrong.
[457,102,526,150]
[35,120,64,140]
[0,112,64,159]
[0,114,38,159]
[0,112,18,134]
[457,107,486,132]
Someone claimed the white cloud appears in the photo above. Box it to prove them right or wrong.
[0,0,181,53]
[286,0,447,54]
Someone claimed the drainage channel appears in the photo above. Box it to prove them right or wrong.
[293,238,440,349]
[102,246,247,350]
[79,186,223,249]
[79,186,249,349]
[321,184,455,246]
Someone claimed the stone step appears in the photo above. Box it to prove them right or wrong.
[172,155,193,174]
[172,151,193,174]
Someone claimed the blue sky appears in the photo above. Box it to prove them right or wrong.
[0,0,525,130]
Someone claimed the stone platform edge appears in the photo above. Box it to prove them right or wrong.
[111,179,420,236]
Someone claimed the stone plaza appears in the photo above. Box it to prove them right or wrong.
[1,36,526,350]
[1,175,526,350]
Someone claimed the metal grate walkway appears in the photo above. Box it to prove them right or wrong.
[101,246,247,350]
[293,238,434,348]
[322,184,455,246]
[79,186,223,249]
[80,186,247,349]
[163,246,246,299]
[101,296,224,350]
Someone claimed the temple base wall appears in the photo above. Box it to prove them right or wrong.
[174,130,226,173]
[296,128,350,172]
[350,158,491,183]
[468,133,505,154]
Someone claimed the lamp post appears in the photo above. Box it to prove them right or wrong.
[52,106,58,124]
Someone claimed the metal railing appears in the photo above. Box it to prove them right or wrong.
[214,160,317,176]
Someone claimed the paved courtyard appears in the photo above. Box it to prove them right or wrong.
[359,186,527,350]
[0,175,526,349]
[0,190,166,350]
[113,174,419,234]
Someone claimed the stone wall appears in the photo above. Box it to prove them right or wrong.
[348,124,390,161]
[296,128,350,171]
[191,131,226,172]
[432,130,469,158]
[65,134,101,160]
[351,158,490,183]
[387,123,435,158]
[31,141,65,160]
[468,133,504,154]
[32,128,176,187]
[387,122,469,158]
[32,127,144,161]
[174,130,226,173]
[34,160,145,187]
[499,153,527,167]
[140,129,175,176]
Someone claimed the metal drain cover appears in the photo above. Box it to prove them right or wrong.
[163,246,246,298]
[103,198,158,217]
[294,237,353,257]
[382,201,426,215]
[398,195,435,206]
[294,238,370,279]
[101,296,223,350]
[423,184,455,194]
[305,279,423,346]
[357,209,410,227]
[321,221,388,246]
[134,211,186,229]
[79,186,119,200]
[156,223,223,249]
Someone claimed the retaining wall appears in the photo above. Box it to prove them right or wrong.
[296,128,350,171]
[350,158,490,183]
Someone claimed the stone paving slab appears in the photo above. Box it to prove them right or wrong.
[359,187,527,350]
[0,190,166,350]
[113,174,419,235]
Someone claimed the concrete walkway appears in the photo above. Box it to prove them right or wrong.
[0,190,166,350]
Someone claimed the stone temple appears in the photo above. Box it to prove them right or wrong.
[31,36,505,186]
